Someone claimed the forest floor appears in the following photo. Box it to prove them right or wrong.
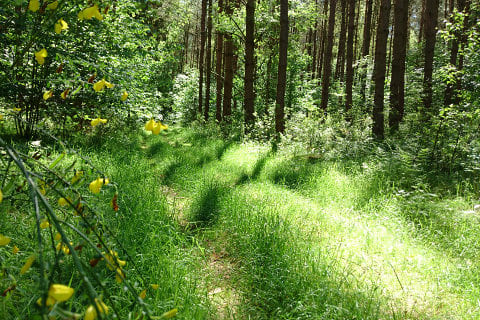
[85,126,480,319]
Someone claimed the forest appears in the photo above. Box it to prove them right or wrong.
[0,0,480,319]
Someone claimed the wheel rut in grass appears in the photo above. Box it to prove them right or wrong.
[159,177,241,319]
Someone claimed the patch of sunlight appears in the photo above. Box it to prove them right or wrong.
[235,182,478,319]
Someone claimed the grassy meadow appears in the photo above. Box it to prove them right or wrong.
[2,125,480,319]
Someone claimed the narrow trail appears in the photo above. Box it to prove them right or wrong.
[140,128,480,319]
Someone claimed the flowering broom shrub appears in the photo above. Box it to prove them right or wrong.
[0,0,174,318]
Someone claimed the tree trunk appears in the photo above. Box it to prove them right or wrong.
[222,0,234,120]
[422,0,440,112]
[419,0,425,43]
[275,0,288,134]
[335,0,348,81]
[372,0,391,139]
[320,0,337,112]
[215,0,224,122]
[359,0,373,100]
[389,0,409,132]
[317,0,329,80]
[345,0,356,116]
[244,0,256,129]
[198,0,208,114]
[204,0,213,121]
[311,0,319,78]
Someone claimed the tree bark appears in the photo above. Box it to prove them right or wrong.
[204,0,213,121]
[359,0,373,100]
[320,0,337,112]
[244,0,256,129]
[335,0,348,81]
[317,0,329,80]
[372,0,391,139]
[198,0,208,114]
[275,0,288,134]
[345,0,356,116]
[222,0,234,120]
[215,0,224,122]
[389,0,409,132]
[422,0,440,112]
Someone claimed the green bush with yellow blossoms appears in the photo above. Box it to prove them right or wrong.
[0,0,174,319]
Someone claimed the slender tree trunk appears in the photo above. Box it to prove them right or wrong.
[311,0,319,78]
[353,0,361,61]
[345,0,356,116]
[215,0,224,122]
[222,0,234,120]
[275,0,288,134]
[198,0,208,114]
[204,0,213,120]
[244,0,256,129]
[360,0,373,100]
[317,0,329,80]
[320,0,337,112]
[389,0,409,132]
[419,0,425,43]
[386,20,394,75]
[422,0,440,112]
[335,0,348,81]
[372,0,391,139]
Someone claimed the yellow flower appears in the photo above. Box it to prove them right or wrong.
[152,122,168,135]
[40,219,50,229]
[54,232,62,241]
[48,284,74,302]
[93,79,105,92]
[71,171,83,184]
[151,284,159,290]
[115,268,125,283]
[28,0,40,12]
[145,119,155,131]
[37,296,56,307]
[58,197,71,207]
[104,250,126,270]
[105,81,114,88]
[89,178,108,194]
[56,242,71,254]
[54,19,68,34]
[12,245,19,254]
[43,90,53,101]
[20,255,36,274]
[0,189,2,203]
[161,308,178,319]
[79,5,103,21]
[139,289,147,299]
[121,91,128,101]
[0,234,11,246]
[61,88,69,99]
[89,179,102,194]
[35,49,47,65]
[12,107,21,112]
[46,1,59,10]
[85,299,109,320]
[91,118,107,127]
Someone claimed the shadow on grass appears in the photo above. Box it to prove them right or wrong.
[236,151,272,185]
[146,140,169,158]
[188,182,226,228]
[267,158,315,189]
